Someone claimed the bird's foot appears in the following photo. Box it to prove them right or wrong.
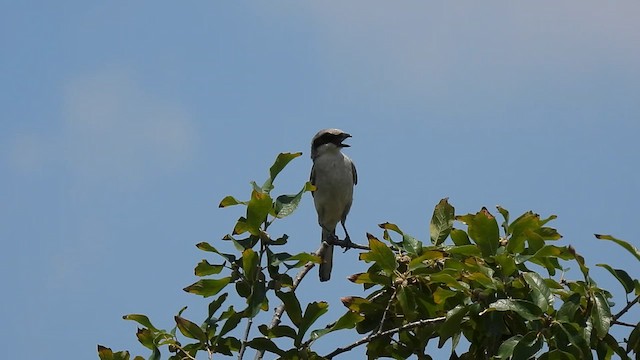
[338,235,355,252]
[324,233,340,246]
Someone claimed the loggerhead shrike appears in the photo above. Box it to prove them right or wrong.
[310,128,357,282]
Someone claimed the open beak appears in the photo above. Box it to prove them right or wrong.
[339,133,352,147]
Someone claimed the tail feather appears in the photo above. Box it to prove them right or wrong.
[319,228,334,282]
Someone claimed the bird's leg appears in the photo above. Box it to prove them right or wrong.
[320,224,339,245]
[340,221,354,252]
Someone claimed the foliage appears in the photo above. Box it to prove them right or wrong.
[99,153,640,360]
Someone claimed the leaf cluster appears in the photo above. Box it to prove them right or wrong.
[99,153,640,360]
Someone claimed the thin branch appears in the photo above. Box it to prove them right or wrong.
[238,311,254,359]
[172,343,197,360]
[323,316,447,359]
[254,246,320,360]
[613,320,638,328]
[241,235,267,359]
[376,287,398,335]
[613,294,639,321]
[327,237,370,251]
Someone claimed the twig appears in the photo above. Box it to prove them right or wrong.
[323,316,447,359]
[327,237,370,251]
[613,320,638,328]
[376,287,398,335]
[254,246,320,360]
[238,317,253,359]
[613,294,639,321]
[172,343,198,360]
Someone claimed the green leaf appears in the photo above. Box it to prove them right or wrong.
[496,205,510,236]
[494,252,517,276]
[97,346,130,360]
[360,234,398,276]
[512,331,542,360]
[557,293,582,322]
[457,208,499,257]
[218,195,246,208]
[194,259,224,277]
[536,347,577,360]
[602,333,629,359]
[523,272,553,312]
[122,314,157,331]
[244,190,273,235]
[245,279,267,317]
[430,198,455,245]
[135,328,154,350]
[627,322,640,355]
[596,263,635,294]
[402,233,422,256]
[535,226,562,240]
[220,310,242,337]
[183,277,232,297]
[397,287,417,320]
[496,335,520,359]
[311,311,364,339]
[428,273,469,291]
[591,290,612,339]
[439,305,468,346]
[276,290,303,327]
[175,316,207,343]
[531,245,576,261]
[568,246,590,279]
[246,337,285,356]
[242,248,259,281]
[207,293,228,320]
[259,324,298,339]
[269,152,302,182]
[507,211,539,254]
[297,301,329,346]
[433,287,457,305]
[273,181,314,218]
[408,250,446,270]
[488,299,542,321]
[379,222,403,234]
[196,242,237,263]
[554,322,590,359]
[595,234,640,261]
[450,228,471,246]
[284,252,321,265]
[196,241,217,252]
[446,244,482,256]
[261,152,303,193]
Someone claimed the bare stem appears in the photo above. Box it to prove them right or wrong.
[376,287,398,335]
[238,317,253,360]
[326,237,370,251]
[323,316,447,359]
[253,245,320,360]
[614,294,639,321]
[613,320,638,328]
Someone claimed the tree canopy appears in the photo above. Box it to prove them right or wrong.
[99,152,640,360]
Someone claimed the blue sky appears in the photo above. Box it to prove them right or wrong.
[2,2,639,359]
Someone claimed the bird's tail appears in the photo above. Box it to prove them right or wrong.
[319,228,334,282]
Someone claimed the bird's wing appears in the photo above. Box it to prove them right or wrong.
[310,163,316,197]
[351,160,358,186]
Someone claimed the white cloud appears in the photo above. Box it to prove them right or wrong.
[61,67,197,186]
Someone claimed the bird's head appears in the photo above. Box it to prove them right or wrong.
[311,128,352,159]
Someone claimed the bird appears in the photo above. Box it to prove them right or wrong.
[310,128,357,282]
